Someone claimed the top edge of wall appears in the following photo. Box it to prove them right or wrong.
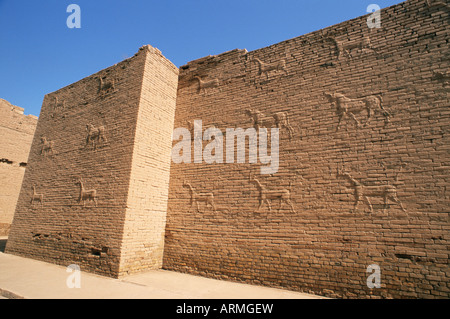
[179,0,410,69]
[0,98,38,121]
[138,44,179,75]
[44,47,144,98]
[44,43,179,98]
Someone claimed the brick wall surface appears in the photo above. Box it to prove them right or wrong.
[163,0,449,298]
[5,0,449,298]
[0,99,37,235]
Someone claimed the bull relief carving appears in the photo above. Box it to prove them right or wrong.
[325,93,391,131]
[250,175,296,213]
[40,137,55,156]
[183,181,216,212]
[252,58,288,79]
[325,35,377,60]
[98,75,117,97]
[85,124,107,150]
[245,109,294,140]
[76,179,98,207]
[194,76,220,94]
[31,185,44,207]
[54,96,66,112]
[336,165,406,213]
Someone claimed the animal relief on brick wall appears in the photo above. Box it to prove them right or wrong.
[325,92,390,131]
[98,74,117,97]
[325,34,378,60]
[40,137,55,156]
[76,179,98,207]
[31,185,44,207]
[183,181,216,212]
[245,109,294,140]
[250,174,296,213]
[252,57,288,79]
[85,124,107,150]
[194,76,220,94]
[336,165,406,213]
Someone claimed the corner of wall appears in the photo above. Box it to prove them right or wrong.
[118,45,179,276]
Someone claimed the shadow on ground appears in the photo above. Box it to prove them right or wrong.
[0,239,7,253]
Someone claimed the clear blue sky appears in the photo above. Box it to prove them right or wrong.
[0,0,403,117]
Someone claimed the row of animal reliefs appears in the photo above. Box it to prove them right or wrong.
[183,175,296,214]
[182,163,408,214]
[39,124,107,156]
[192,21,446,96]
[186,109,295,141]
[32,166,408,212]
[191,60,394,134]
[190,90,390,141]
[192,56,289,95]
[186,90,392,141]
[30,179,98,208]
[191,34,377,96]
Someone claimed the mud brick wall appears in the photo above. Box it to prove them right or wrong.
[0,99,37,235]
[6,45,178,277]
[164,0,449,298]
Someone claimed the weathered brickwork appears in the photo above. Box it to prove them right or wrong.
[163,0,449,298]
[5,0,449,298]
[0,99,37,235]
[119,47,179,275]
[6,46,179,277]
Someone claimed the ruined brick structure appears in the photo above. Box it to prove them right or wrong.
[0,99,37,235]
[6,0,450,298]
